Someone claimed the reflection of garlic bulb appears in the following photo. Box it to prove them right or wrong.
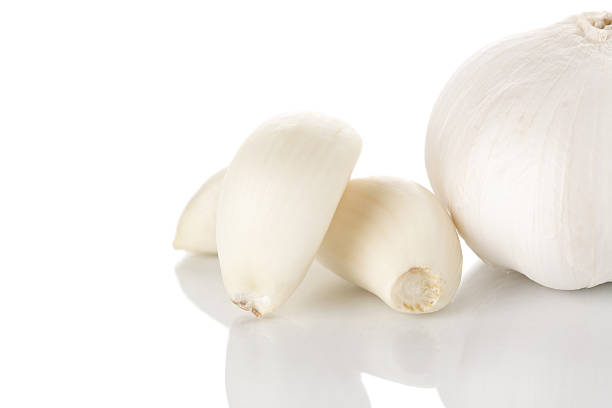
[426,12,612,290]
[436,267,612,408]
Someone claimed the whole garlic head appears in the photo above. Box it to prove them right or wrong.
[426,12,612,289]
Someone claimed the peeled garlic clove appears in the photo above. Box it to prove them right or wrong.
[217,113,362,317]
[173,169,225,254]
[317,177,462,313]
[174,173,461,313]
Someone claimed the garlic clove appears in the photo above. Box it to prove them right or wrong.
[317,177,462,313]
[216,112,362,317]
[175,173,461,314]
[173,169,225,254]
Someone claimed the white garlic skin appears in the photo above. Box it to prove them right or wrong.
[317,178,462,313]
[173,169,225,254]
[217,112,362,317]
[426,12,612,290]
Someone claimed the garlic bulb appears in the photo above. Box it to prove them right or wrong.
[317,177,462,313]
[217,113,362,317]
[173,169,225,254]
[426,12,612,290]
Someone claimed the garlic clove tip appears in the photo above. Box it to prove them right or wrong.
[231,293,272,318]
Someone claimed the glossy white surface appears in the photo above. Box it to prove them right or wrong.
[2,0,611,406]
[177,255,612,408]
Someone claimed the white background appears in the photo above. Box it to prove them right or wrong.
[1,1,611,407]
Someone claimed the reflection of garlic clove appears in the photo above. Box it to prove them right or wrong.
[217,113,362,317]
[317,178,462,313]
[173,169,225,254]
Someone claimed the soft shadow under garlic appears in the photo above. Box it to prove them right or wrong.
[175,255,612,408]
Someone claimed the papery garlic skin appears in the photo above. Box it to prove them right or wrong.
[217,113,362,317]
[173,169,225,254]
[317,178,462,313]
[426,12,612,290]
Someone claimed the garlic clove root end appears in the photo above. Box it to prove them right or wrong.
[391,267,442,313]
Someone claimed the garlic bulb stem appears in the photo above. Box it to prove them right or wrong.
[578,12,612,41]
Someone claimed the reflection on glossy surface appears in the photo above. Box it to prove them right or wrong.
[175,255,612,408]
